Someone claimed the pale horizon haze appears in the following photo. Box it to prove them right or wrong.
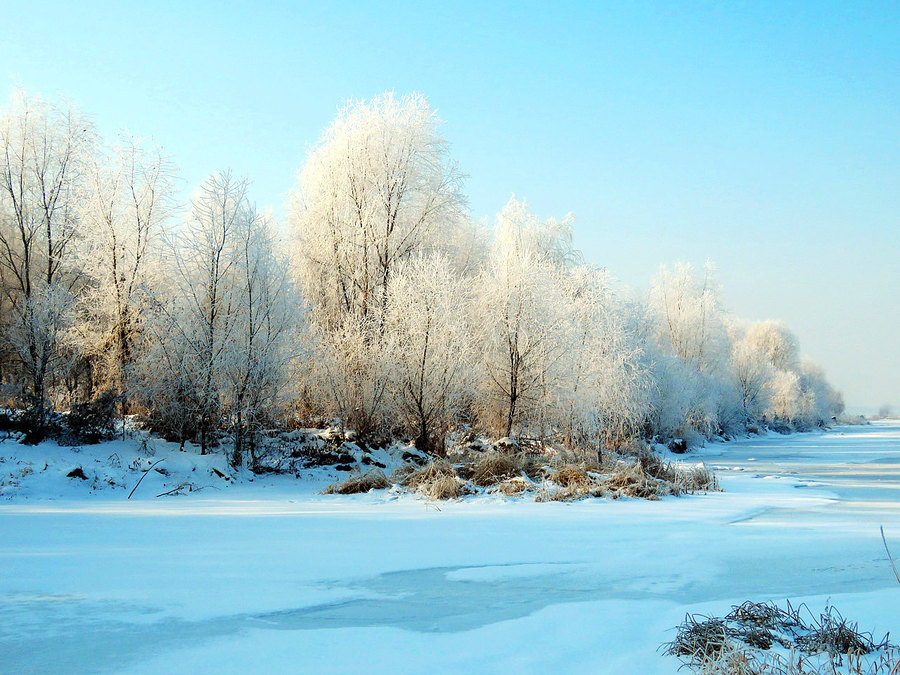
[2,0,897,412]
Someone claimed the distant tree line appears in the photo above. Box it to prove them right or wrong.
[0,90,844,463]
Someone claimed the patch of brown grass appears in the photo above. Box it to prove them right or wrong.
[536,484,603,502]
[726,601,798,631]
[422,474,470,499]
[495,476,532,496]
[401,459,456,487]
[549,463,594,489]
[401,460,471,500]
[606,461,662,499]
[602,452,719,499]
[318,445,719,504]
[535,464,605,502]
[322,469,389,494]
[471,453,524,487]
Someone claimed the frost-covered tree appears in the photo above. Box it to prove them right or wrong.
[744,320,800,373]
[646,261,737,437]
[648,261,728,373]
[289,92,466,329]
[552,265,652,451]
[728,322,775,423]
[768,369,802,423]
[476,197,576,439]
[0,91,94,435]
[384,254,474,454]
[797,359,843,426]
[79,135,175,407]
[221,210,297,467]
[140,172,252,452]
[302,314,392,441]
[729,321,842,430]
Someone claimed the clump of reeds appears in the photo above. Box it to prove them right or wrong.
[664,601,898,674]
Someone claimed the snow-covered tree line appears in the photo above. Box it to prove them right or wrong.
[0,92,295,456]
[0,90,844,460]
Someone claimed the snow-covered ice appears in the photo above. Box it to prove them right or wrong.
[1,422,899,673]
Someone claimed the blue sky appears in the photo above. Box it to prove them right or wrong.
[2,1,898,410]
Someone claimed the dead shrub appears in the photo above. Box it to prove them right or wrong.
[322,469,390,494]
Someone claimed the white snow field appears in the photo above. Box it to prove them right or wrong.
[2,422,899,674]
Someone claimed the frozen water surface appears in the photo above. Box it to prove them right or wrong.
[1,422,899,673]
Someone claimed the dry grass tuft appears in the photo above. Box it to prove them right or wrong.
[795,606,892,657]
[537,484,604,502]
[549,463,594,489]
[401,459,457,487]
[322,469,390,494]
[667,615,741,660]
[471,453,525,487]
[726,601,799,631]
[495,476,532,496]
[532,463,605,502]
[636,451,680,482]
[420,474,470,500]
[674,463,720,494]
[389,464,417,483]
[606,461,662,499]
[680,639,768,675]
[401,460,471,500]
[527,451,719,502]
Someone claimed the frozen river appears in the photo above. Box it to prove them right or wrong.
[705,420,900,530]
[1,422,899,673]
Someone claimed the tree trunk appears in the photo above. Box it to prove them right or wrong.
[232,410,243,468]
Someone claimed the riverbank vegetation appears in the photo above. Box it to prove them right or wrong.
[0,90,846,470]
